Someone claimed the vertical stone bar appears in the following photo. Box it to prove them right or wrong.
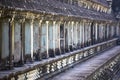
[87,22,89,45]
[89,22,92,45]
[77,22,80,48]
[106,24,109,40]
[114,24,116,38]
[97,23,100,43]
[108,24,109,39]
[97,23,99,43]
[21,19,25,64]
[73,21,75,48]
[63,22,65,53]
[46,21,49,58]
[53,21,56,56]
[65,22,69,52]
[105,24,107,40]
[95,23,98,43]
[87,22,90,46]
[101,24,103,41]
[9,18,14,69]
[100,23,101,41]
[82,21,84,47]
[84,22,88,47]
[86,22,88,46]
[72,21,74,50]
[0,20,2,65]
[60,22,65,54]
[91,22,94,45]
[67,22,70,51]
[31,19,34,61]
[76,22,78,49]
[117,23,120,37]
[64,22,66,52]
[85,22,87,46]
[38,20,42,60]
[68,21,73,51]
[103,24,105,40]
[80,22,82,48]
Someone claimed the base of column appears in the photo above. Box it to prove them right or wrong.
[60,47,65,54]
[69,45,73,51]
[14,60,24,67]
[24,54,34,64]
[41,51,49,59]
[48,49,55,58]
[55,48,61,55]
[0,58,13,70]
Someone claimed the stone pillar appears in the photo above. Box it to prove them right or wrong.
[89,22,92,45]
[77,22,80,48]
[105,24,107,40]
[71,21,74,49]
[75,22,78,48]
[20,19,25,65]
[53,21,56,56]
[0,20,2,67]
[95,23,98,43]
[68,21,73,51]
[64,22,69,52]
[9,18,15,69]
[38,20,42,60]
[91,22,94,45]
[24,19,34,63]
[82,22,85,47]
[31,19,34,61]
[79,22,83,48]
[46,21,49,58]
[68,21,71,51]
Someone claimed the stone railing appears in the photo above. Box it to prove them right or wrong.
[0,38,117,80]
[86,49,120,80]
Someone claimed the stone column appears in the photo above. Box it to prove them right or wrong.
[38,20,42,60]
[71,21,74,49]
[82,22,85,47]
[68,21,71,51]
[46,21,49,58]
[53,21,56,56]
[95,23,98,43]
[9,17,14,69]
[79,22,83,48]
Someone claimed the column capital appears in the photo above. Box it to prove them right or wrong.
[53,21,56,24]
[46,21,49,24]
[72,21,74,25]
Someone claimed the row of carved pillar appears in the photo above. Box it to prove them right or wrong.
[0,17,119,70]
